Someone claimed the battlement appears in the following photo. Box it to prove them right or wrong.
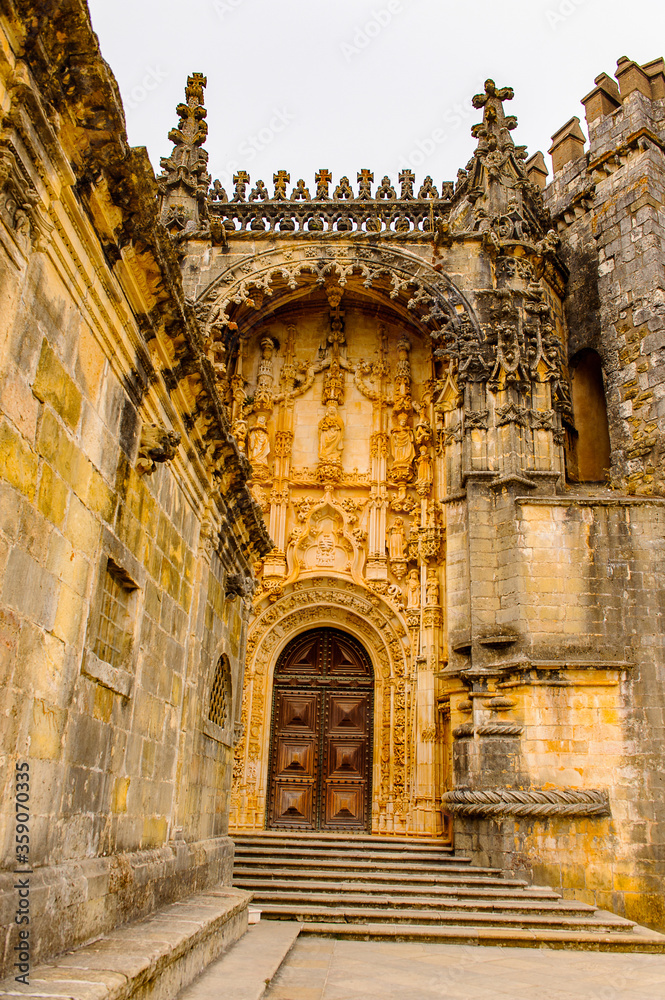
[546,55,665,179]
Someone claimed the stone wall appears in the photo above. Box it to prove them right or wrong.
[545,57,665,495]
[447,495,665,928]
[0,0,269,976]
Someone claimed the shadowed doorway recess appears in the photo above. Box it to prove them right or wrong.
[268,628,373,831]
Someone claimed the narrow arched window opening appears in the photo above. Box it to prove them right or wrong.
[570,349,611,482]
[209,655,232,731]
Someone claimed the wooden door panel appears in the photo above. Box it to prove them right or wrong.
[272,784,314,827]
[269,689,318,828]
[276,634,322,676]
[327,695,369,735]
[322,691,370,830]
[324,785,366,828]
[278,693,318,733]
[275,740,316,778]
[269,629,372,831]
[328,634,372,676]
[326,741,365,778]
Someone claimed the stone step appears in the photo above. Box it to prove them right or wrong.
[297,921,665,953]
[234,845,460,865]
[0,887,251,1000]
[233,833,455,851]
[238,882,562,903]
[245,890,594,915]
[233,863,527,892]
[175,920,302,1000]
[235,878,593,911]
[258,903,633,934]
[231,834,665,952]
[234,854,502,878]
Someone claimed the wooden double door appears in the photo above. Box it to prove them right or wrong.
[268,628,373,831]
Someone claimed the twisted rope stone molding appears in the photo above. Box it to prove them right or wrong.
[453,722,524,738]
[476,722,524,736]
[442,787,611,818]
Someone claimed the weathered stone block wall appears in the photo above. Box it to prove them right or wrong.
[0,0,269,976]
[446,495,665,929]
[546,59,665,494]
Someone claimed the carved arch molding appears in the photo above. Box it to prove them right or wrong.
[194,242,481,346]
[231,580,412,834]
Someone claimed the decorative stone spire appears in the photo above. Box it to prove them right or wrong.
[455,78,537,228]
[158,73,211,232]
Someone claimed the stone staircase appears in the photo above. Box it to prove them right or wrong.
[232,832,665,951]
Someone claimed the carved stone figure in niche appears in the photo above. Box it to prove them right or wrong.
[416,446,433,492]
[318,402,344,463]
[426,568,440,606]
[391,412,416,466]
[232,418,247,453]
[388,518,406,561]
[255,336,276,409]
[415,417,433,447]
[394,336,412,412]
[407,569,421,609]
[248,413,271,465]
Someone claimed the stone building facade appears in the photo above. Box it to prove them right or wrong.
[162,58,665,929]
[0,0,270,978]
[1,0,665,978]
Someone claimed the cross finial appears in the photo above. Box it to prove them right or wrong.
[273,171,290,200]
[233,171,250,202]
[399,170,415,199]
[471,79,517,150]
[357,169,374,199]
[315,169,332,199]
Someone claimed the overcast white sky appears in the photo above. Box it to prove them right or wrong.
[88,0,663,195]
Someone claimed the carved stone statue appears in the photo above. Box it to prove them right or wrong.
[248,413,270,465]
[232,418,247,453]
[391,412,416,465]
[416,446,433,491]
[407,569,421,609]
[415,417,432,447]
[318,402,344,462]
[388,518,406,561]
[426,568,440,606]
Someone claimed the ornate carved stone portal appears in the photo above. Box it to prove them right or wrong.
[176,77,573,838]
[165,73,654,874]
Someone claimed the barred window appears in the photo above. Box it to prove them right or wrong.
[93,563,136,669]
[209,655,232,730]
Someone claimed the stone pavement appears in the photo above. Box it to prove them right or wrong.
[263,935,665,1000]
